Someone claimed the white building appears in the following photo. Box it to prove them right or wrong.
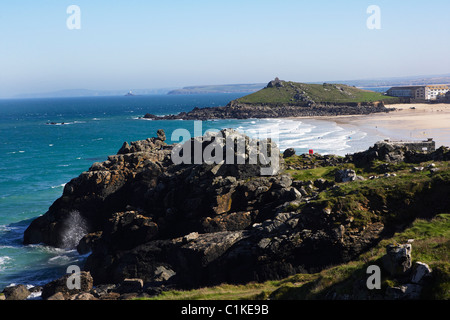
[387,85,449,101]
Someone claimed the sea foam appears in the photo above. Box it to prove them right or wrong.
[0,256,12,271]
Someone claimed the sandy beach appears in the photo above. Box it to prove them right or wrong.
[291,103,450,149]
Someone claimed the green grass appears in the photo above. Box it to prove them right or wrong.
[235,82,400,106]
[140,282,281,301]
[287,166,337,181]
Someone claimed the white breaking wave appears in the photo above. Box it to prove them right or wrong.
[232,118,368,156]
[47,254,73,265]
[0,256,12,271]
[51,183,66,189]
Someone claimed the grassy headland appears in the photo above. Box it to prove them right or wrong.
[233,80,400,106]
[146,79,400,120]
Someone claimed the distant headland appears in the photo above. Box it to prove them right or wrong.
[143,78,400,120]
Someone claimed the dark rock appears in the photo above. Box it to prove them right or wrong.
[283,148,296,158]
[24,129,280,251]
[352,142,450,167]
[156,129,166,142]
[153,266,177,282]
[352,141,406,166]
[46,292,65,300]
[267,77,284,88]
[2,285,30,300]
[41,271,94,300]
[382,244,412,277]
[143,284,163,297]
[313,178,335,190]
[90,284,117,299]
[97,292,121,300]
[335,169,356,183]
[116,278,144,294]
[77,231,102,255]
[411,262,432,284]
[69,293,97,300]
[385,284,422,300]
[271,175,292,189]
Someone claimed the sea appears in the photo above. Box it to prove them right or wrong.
[0,93,388,294]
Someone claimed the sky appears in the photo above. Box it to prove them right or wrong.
[0,0,449,98]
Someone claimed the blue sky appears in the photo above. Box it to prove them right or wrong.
[0,0,449,97]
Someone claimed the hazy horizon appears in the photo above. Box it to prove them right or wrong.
[1,0,449,98]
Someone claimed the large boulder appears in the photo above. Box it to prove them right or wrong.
[411,262,432,284]
[383,244,412,277]
[351,141,406,166]
[2,285,30,300]
[41,271,94,300]
[385,283,422,300]
[283,148,296,158]
[335,169,356,183]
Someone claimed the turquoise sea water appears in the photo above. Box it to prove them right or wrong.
[0,94,386,292]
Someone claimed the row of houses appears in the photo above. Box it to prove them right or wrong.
[386,84,450,101]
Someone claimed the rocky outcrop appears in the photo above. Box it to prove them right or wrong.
[145,103,393,121]
[22,131,449,294]
[382,245,433,300]
[349,140,450,166]
[334,169,363,183]
[23,134,172,248]
[383,244,412,277]
[41,271,93,300]
[2,285,31,301]
[283,148,296,158]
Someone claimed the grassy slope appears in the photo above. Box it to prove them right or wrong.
[235,82,399,105]
[143,160,449,300]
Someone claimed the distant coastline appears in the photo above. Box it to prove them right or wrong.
[167,83,266,95]
[7,73,450,99]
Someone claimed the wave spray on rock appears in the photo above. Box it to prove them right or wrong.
[60,211,88,249]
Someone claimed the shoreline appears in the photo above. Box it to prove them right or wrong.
[287,103,450,149]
